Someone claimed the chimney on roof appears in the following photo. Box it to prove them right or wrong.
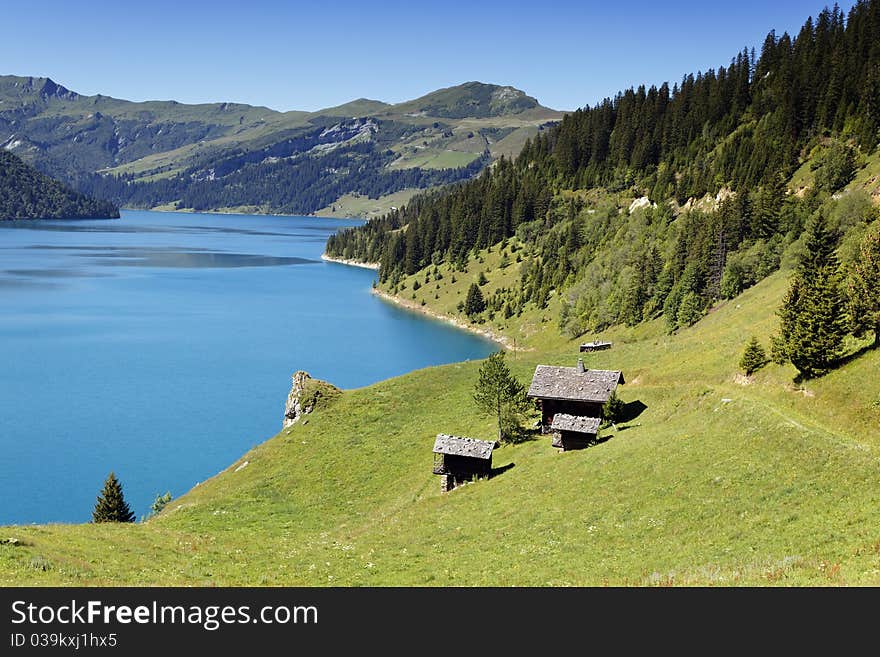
[577,358,585,373]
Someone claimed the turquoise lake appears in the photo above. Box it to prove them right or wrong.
[0,210,496,524]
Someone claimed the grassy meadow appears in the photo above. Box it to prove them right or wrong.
[3,265,880,585]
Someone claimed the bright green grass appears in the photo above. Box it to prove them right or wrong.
[3,268,880,585]
[389,150,481,170]
[489,125,542,159]
[388,240,567,351]
[850,149,880,200]
[790,146,880,200]
[314,189,428,219]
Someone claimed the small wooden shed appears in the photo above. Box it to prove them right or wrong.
[550,413,601,451]
[580,340,613,352]
[432,434,495,492]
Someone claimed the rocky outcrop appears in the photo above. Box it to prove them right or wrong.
[39,78,79,101]
[628,196,655,214]
[282,371,341,429]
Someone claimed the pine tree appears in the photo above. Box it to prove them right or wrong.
[847,225,880,348]
[464,283,486,317]
[473,351,529,443]
[620,272,645,326]
[676,292,703,328]
[92,472,135,523]
[777,214,847,377]
[815,141,856,193]
[739,336,768,375]
[403,220,422,275]
[751,176,785,239]
[602,391,625,425]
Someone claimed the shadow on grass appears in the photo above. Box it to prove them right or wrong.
[490,463,516,478]
[834,342,877,369]
[620,400,648,423]
[505,426,543,444]
[792,342,877,384]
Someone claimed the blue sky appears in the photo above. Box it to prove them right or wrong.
[1,0,857,112]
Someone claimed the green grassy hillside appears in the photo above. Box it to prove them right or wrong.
[3,267,879,586]
[313,188,430,219]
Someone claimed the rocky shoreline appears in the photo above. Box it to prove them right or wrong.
[320,253,380,270]
[321,253,517,350]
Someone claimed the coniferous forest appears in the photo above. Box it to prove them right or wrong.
[327,0,880,350]
[0,150,119,220]
[73,142,489,216]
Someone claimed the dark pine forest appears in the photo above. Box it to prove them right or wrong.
[0,150,118,220]
[327,1,880,337]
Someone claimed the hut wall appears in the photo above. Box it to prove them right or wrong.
[557,430,596,451]
[442,454,492,478]
[540,399,605,427]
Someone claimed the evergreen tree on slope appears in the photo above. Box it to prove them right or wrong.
[92,472,136,523]
[776,214,847,378]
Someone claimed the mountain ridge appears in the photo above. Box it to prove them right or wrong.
[0,75,550,118]
[0,75,561,217]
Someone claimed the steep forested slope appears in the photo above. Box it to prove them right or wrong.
[327,0,880,335]
[0,150,118,220]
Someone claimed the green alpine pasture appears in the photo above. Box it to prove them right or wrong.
[3,268,880,586]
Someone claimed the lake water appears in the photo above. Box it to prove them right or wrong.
[0,210,496,524]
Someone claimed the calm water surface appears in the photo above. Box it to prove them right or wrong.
[0,210,495,524]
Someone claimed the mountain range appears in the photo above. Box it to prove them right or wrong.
[0,76,561,217]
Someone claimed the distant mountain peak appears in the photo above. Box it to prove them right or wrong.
[391,81,544,119]
[0,76,80,101]
[38,77,79,101]
[314,97,391,118]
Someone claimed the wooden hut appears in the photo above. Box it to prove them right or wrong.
[527,359,624,430]
[579,340,613,352]
[550,413,601,451]
[432,434,495,492]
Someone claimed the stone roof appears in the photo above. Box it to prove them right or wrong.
[527,365,623,403]
[550,414,601,435]
[432,434,495,460]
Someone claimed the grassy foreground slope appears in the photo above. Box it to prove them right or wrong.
[2,273,880,585]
